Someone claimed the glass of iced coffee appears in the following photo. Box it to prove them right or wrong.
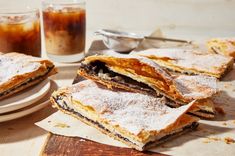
[0,8,41,57]
[42,0,86,62]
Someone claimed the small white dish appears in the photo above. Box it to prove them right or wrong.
[0,80,58,122]
[0,79,51,114]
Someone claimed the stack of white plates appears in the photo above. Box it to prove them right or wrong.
[0,79,58,122]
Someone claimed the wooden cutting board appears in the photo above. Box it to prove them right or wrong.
[41,133,165,156]
[40,75,166,156]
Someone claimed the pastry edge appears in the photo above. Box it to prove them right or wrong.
[77,68,215,119]
[50,96,199,151]
[0,66,56,100]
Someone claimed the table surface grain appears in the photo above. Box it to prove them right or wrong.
[41,134,165,156]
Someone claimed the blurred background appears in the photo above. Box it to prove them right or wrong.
[0,0,234,39]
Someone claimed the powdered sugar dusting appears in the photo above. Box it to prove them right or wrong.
[71,80,194,135]
[0,53,41,85]
[209,38,235,54]
[134,48,233,74]
[174,75,217,99]
[85,52,217,100]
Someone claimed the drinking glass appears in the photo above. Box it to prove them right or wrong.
[0,7,41,57]
[42,0,86,62]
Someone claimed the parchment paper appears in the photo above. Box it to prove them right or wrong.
[36,31,235,156]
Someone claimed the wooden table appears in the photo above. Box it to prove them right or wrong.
[42,134,163,156]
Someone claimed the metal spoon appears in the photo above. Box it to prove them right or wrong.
[95,29,192,53]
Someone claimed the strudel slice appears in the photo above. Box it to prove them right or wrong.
[51,80,199,151]
[0,52,56,100]
[133,48,234,79]
[78,54,217,118]
[207,38,235,58]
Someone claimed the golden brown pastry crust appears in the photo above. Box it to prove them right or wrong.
[52,98,198,151]
[51,80,199,151]
[84,55,185,102]
[0,52,56,100]
[78,67,215,119]
[134,48,234,79]
[207,38,235,58]
[79,55,217,118]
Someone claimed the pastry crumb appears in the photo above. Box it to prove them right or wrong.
[204,137,235,144]
[201,129,216,134]
[223,84,230,88]
[54,123,70,128]
[208,137,221,141]
[222,122,227,126]
[203,137,221,143]
[203,140,210,143]
[224,137,235,144]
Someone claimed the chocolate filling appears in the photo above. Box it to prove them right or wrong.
[198,110,215,115]
[79,61,157,95]
[0,66,54,97]
[188,110,215,117]
[79,61,177,107]
[53,95,135,145]
[53,95,199,150]
[78,62,215,117]
[143,121,198,149]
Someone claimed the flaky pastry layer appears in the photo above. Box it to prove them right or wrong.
[51,80,199,151]
[79,54,217,118]
[0,52,56,100]
[133,48,234,79]
[207,38,235,58]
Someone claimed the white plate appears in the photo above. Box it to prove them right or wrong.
[0,79,51,114]
[0,80,58,122]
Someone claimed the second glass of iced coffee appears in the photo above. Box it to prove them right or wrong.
[42,0,86,62]
[0,8,41,57]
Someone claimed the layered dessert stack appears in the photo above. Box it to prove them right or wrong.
[51,49,233,151]
[0,52,56,100]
